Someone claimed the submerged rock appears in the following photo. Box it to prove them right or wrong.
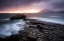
[10,14,26,20]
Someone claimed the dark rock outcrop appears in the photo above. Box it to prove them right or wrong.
[10,14,26,20]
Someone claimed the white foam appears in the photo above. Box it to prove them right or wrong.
[0,19,25,38]
[50,16,60,18]
[28,17,64,25]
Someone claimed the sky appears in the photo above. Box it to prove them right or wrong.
[0,0,64,38]
[0,0,64,13]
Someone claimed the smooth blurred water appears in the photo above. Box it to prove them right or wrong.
[0,19,25,38]
[27,13,64,25]
[0,13,64,38]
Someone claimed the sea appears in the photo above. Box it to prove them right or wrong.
[0,13,64,38]
[26,13,64,25]
[0,14,25,38]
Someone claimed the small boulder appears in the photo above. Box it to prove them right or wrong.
[10,14,26,20]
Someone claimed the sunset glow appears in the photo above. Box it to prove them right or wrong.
[10,10,40,13]
[0,10,40,13]
[0,4,42,14]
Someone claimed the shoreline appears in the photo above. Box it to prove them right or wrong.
[0,19,63,41]
[0,14,64,41]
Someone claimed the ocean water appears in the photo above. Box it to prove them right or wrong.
[27,13,64,25]
[0,19,25,38]
[0,13,64,38]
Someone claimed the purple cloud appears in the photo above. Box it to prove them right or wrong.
[0,0,64,12]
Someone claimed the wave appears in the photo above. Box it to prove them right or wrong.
[28,17,64,25]
[0,19,25,38]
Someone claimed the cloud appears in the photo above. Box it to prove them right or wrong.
[42,0,64,11]
[0,0,43,10]
[0,0,64,12]
[0,19,25,38]
[52,0,64,11]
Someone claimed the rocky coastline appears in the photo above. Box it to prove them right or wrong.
[0,14,64,41]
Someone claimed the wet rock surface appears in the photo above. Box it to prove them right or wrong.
[0,19,64,41]
[10,14,26,20]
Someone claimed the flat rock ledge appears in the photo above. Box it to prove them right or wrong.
[0,19,64,41]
